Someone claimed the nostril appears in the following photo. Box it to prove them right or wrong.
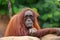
[28,20,30,22]
[27,19,31,21]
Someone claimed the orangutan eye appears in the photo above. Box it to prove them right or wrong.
[25,15,28,18]
[29,15,33,17]
[24,15,34,22]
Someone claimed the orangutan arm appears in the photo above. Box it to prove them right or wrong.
[32,28,60,38]
[4,16,15,36]
[4,15,20,36]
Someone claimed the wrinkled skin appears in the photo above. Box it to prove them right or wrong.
[24,10,37,34]
[24,11,34,28]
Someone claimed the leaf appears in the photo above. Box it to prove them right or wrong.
[42,23,53,28]
[1,0,7,5]
[13,6,20,13]
[32,8,38,13]
[47,13,52,18]
[0,10,6,15]
[54,11,60,16]
[42,23,58,28]
[11,0,15,4]
[41,14,48,21]
[13,5,24,13]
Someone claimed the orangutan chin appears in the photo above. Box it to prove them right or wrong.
[4,8,60,38]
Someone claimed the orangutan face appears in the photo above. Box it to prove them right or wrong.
[24,10,34,28]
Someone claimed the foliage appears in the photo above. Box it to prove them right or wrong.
[0,0,60,28]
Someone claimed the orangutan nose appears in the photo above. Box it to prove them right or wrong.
[27,18,32,22]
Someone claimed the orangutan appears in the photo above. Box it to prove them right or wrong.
[4,8,60,38]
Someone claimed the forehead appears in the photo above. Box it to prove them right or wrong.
[24,10,33,16]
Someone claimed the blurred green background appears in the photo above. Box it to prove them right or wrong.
[0,0,60,28]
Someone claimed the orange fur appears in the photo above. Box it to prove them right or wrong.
[4,8,40,36]
[4,8,60,37]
